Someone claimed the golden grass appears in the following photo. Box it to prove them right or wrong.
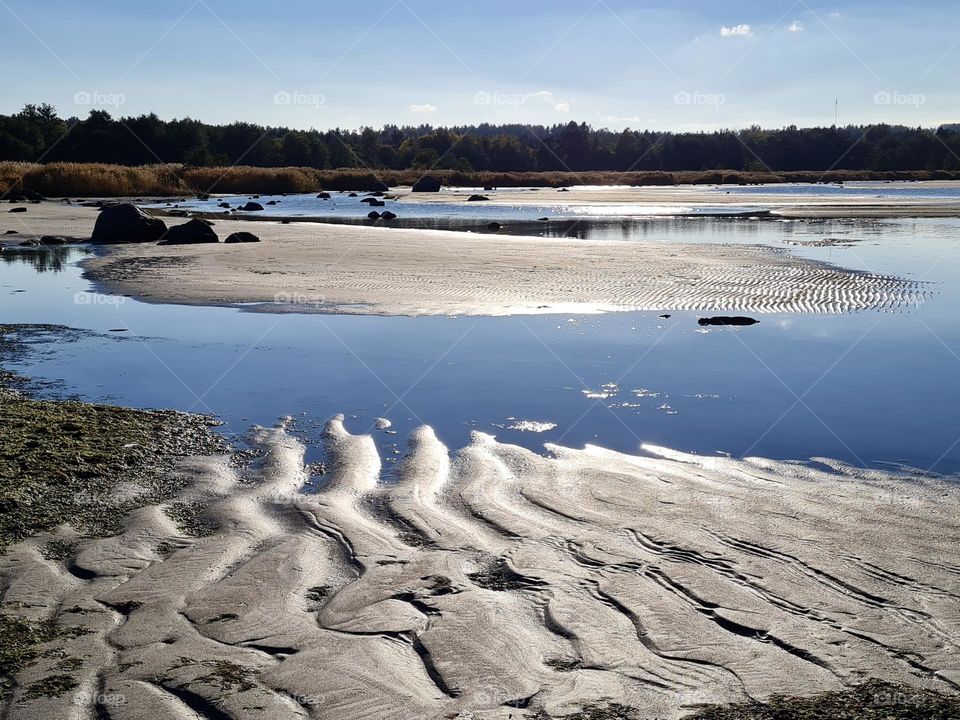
[1,162,956,198]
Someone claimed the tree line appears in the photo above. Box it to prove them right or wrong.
[2,104,959,173]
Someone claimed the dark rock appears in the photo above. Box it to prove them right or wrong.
[348,193,358,197]
[360,197,378,205]
[224,232,260,244]
[558,188,569,192]
[18,239,40,247]
[468,195,490,202]
[698,316,759,327]
[658,314,671,319]
[197,193,210,201]
[39,236,67,245]
[487,222,501,231]
[281,219,291,225]
[316,192,331,199]
[158,218,219,245]
[483,186,495,191]
[266,200,278,205]
[412,176,442,193]
[380,211,397,220]
[369,200,385,207]
[367,211,381,220]
[538,217,549,222]
[251,194,261,199]
[218,202,232,209]
[168,209,189,217]
[91,204,167,243]
[239,202,264,212]
[4,230,18,234]
[370,191,384,197]
[8,207,27,213]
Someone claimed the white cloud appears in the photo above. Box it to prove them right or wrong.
[529,90,573,113]
[410,103,437,113]
[788,20,804,32]
[720,24,753,37]
[599,115,643,126]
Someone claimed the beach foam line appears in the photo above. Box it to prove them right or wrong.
[1,420,957,718]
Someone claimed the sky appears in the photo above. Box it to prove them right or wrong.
[2,0,958,132]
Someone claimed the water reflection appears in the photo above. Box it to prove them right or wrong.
[0,246,89,273]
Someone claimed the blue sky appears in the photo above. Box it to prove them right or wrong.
[2,0,958,131]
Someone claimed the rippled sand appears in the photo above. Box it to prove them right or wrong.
[84,225,920,316]
[0,203,924,316]
[3,420,957,719]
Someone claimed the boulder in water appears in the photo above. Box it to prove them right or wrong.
[698,316,759,327]
[367,211,381,220]
[380,211,397,220]
[487,222,501,231]
[468,194,489,202]
[239,201,264,212]
[317,192,331,199]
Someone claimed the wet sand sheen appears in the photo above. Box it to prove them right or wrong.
[2,419,957,719]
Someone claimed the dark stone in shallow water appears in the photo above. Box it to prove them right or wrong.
[8,207,27,214]
[239,202,264,212]
[487,222,501,231]
[40,236,67,246]
[412,176,442,193]
[224,232,260,244]
[468,194,489,202]
[367,211,381,220]
[698,316,759,326]
[380,211,397,220]
[316,192,331,199]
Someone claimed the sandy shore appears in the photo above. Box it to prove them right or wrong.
[1,203,920,316]
[397,185,960,218]
[1,420,957,719]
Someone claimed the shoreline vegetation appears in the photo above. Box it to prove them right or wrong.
[3,161,960,197]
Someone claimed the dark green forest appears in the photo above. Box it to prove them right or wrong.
[3,104,959,173]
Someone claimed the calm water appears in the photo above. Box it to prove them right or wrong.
[147,182,960,231]
[2,212,959,475]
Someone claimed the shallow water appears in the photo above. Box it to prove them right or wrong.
[3,211,959,476]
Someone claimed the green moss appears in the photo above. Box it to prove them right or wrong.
[40,539,76,562]
[683,680,960,719]
[0,615,85,699]
[172,657,258,694]
[20,673,79,700]
[53,657,83,672]
[544,657,584,672]
[164,501,216,538]
[0,348,227,553]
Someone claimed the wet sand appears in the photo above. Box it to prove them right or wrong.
[0,204,918,316]
[1,420,957,719]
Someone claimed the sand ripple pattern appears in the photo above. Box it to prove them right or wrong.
[2,422,958,719]
[85,227,924,315]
